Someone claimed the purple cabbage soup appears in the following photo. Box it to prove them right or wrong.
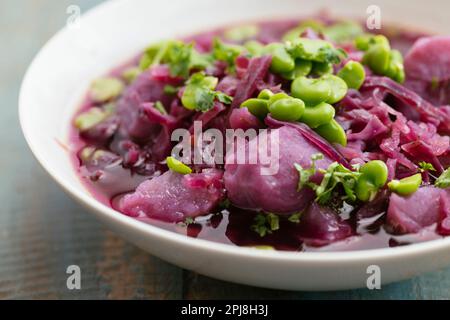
[70,16,450,252]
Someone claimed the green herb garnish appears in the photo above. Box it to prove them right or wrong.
[288,212,302,223]
[419,161,436,173]
[154,101,167,115]
[139,40,212,78]
[435,168,450,189]
[181,72,233,112]
[212,38,245,72]
[295,154,363,204]
[251,213,280,237]
[286,38,347,64]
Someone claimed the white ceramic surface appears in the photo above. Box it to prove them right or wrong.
[19,0,450,290]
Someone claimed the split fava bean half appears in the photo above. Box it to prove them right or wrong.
[166,156,192,175]
[90,77,124,102]
[322,74,348,104]
[388,173,422,196]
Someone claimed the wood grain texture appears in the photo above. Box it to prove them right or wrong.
[1,0,450,299]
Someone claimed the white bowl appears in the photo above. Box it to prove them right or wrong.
[19,0,450,291]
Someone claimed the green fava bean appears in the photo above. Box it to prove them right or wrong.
[74,107,108,131]
[388,173,422,196]
[269,97,305,121]
[355,160,388,202]
[281,59,313,80]
[337,61,366,89]
[300,102,335,128]
[90,77,124,102]
[268,92,290,105]
[265,43,295,74]
[312,62,333,76]
[241,98,269,119]
[360,160,388,187]
[166,156,192,175]
[257,89,274,100]
[291,76,332,106]
[386,50,405,83]
[244,40,265,56]
[293,59,313,77]
[363,44,391,74]
[323,75,348,104]
[314,119,347,146]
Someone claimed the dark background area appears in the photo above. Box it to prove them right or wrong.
[1,0,450,299]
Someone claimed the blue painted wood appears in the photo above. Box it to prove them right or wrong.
[1,0,449,299]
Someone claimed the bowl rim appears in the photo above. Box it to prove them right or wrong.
[18,0,450,265]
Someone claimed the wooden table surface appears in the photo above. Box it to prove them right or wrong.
[1,0,450,299]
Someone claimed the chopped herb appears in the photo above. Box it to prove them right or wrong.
[316,162,361,204]
[196,89,217,112]
[295,154,362,204]
[419,161,436,172]
[219,198,231,209]
[181,72,232,112]
[251,213,280,237]
[215,91,233,104]
[267,213,280,231]
[154,101,167,115]
[435,168,450,189]
[185,217,194,225]
[178,216,195,227]
[165,41,193,78]
[139,40,212,78]
[139,41,170,70]
[163,85,179,95]
[286,38,347,64]
[294,153,324,191]
[288,212,302,223]
[212,38,245,72]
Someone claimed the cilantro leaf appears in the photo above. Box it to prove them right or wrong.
[177,216,195,227]
[419,161,436,172]
[154,101,167,115]
[286,38,346,64]
[181,72,232,112]
[435,168,450,189]
[295,154,361,205]
[139,40,212,78]
[288,212,302,223]
[294,153,323,191]
[251,213,280,237]
[212,38,245,72]
[163,85,179,95]
[195,89,216,112]
[215,92,233,104]
[166,41,193,78]
[316,163,360,204]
